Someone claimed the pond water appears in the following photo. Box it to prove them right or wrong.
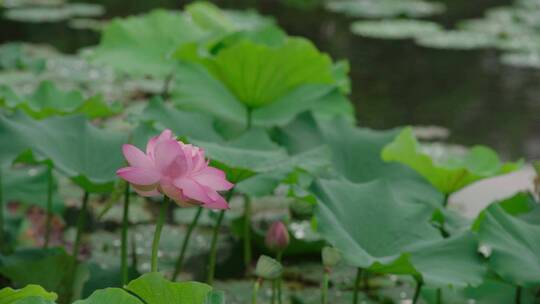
[1,0,539,159]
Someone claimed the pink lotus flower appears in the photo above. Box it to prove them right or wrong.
[265,221,290,251]
[116,129,234,209]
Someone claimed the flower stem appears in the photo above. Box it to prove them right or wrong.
[67,191,89,302]
[206,209,226,285]
[0,167,4,253]
[252,278,261,304]
[121,183,130,285]
[243,195,252,272]
[173,206,203,280]
[352,268,362,304]
[151,196,170,272]
[412,278,423,304]
[276,251,283,304]
[44,166,54,248]
[515,286,522,304]
[321,268,330,304]
[436,288,442,304]
[271,280,277,304]
[206,189,234,285]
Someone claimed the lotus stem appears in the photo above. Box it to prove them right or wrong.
[161,73,174,100]
[121,183,130,285]
[276,251,283,304]
[44,166,54,248]
[252,278,261,304]
[321,267,330,304]
[443,193,450,207]
[271,280,277,304]
[151,196,170,272]
[67,191,90,302]
[0,167,4,253]
[173,206,203,280]
[243,195,252,272]
[437,288,442,304]
[515,286,522,304]
[412,278,423,304]
[206,189,234,285]
[352,268,362,304]
[207,209,226,285]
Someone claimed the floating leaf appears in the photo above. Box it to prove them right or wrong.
[381,127,522,194]
[4,4,104,23]
[477,204,540,287]
[92,10,207,77]
[415,30,496,50]
[351,19,441,39]
[0,43,45,72]
[502,51,540,69]
[0,111,126,192]
[326,0,445,18]
[0,285,57,304]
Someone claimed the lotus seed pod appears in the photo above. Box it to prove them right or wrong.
[322,246,341,267]
[255,255,283,280]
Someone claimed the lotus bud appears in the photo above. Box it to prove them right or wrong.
[322,246,341,268]
[265,221,290,252]
[255,255,283,280]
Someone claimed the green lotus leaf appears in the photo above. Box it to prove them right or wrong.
[172,38,351,127]
[2,166,63,213]
[73,288,141,304]
[415,30,496,50]
[0,111,126,192]
[91,10,208,77]
[0,285,57,304]
[502,51,540,69]
[0,81,121,119]
[477,204,540,287]
[4,4,104,23]
[0,43,45,72]
[381,127,522,194]
[0,248,89,303]
[313,178,485,287]
[351,19,442,39]
[126,272,213,304]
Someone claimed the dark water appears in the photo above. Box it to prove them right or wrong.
[1,0,539,159]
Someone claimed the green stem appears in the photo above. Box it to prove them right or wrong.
[443,193,450,207]
[206,189,234,284]
[352,268,362,304]
[151,196,170,272]
[412,279,423,304]
[173,206,203,280]
[67,191,90,302]
[243,195,252,272]
[246,108,253,130]
[44,166,54,248]
[321,268,329,304]
[436,288,442,304]
[515,286,522,304]
[252,278,261,304]
[276,251,283,304]
[121,183,130,285]
[161,73,174,100]
[271,280,277,304]
[206,209,226,285]
[0,167,4,253]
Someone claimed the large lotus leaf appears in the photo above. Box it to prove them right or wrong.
[92,10,207,77]
[477,204,540,287]
[313,179,485,286]
[139,97,222,142]
[0,112,126,192]
[0,285,57,304]
[318,119,443,209]
[126,272,212,304]
[0,82,121,119]
[381,127,522,194]
[0,248,89,303]
[74,288,141,304]
[200,38,335,108]
[4,4,104,23]
[3,166,63,213]
[0,43,45,72]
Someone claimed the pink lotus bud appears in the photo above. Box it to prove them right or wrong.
[265,221,290,251]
